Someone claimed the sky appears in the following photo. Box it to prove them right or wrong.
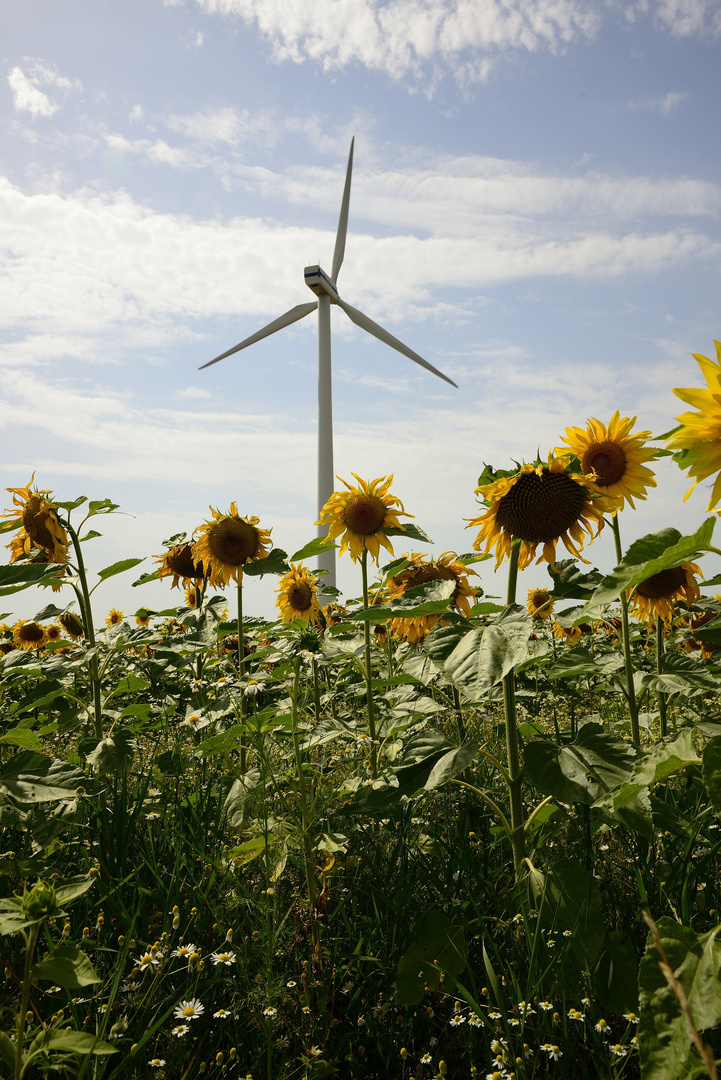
[1,0,720,623]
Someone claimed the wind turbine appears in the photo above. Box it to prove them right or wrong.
[200,139,457,589]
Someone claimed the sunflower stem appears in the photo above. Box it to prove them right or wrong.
[360,549,378,780]
[65,519,103,740]
[289,657,319,940]
[502,542,525,873]
[237,579,248,773]
[611,515,641,748]
[656,613,669,738]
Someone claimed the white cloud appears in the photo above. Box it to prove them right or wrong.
[6,59,81,119]
[629,0,721,36]
[627,90,690,114]
[7,67,58,118]
[192,0,600,85]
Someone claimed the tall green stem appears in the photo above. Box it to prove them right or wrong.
[237,579,248,773]
[360,550,378,780]
[656,614,668,738]
[66,522,103,740]
[611,515,641,748]
[15,923,39,1080]
[289,658,319,962]
[502,543,525,871]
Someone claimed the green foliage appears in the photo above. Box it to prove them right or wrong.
[396,910,468,1005]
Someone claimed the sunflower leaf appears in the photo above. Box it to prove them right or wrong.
[94,558,145,584]
[352,579,455,621]
[384,523,434,544]
[576,519,715,622]
[0,563,61,596]
[132,569,162,587]
[243,549,290,577]
[290,537,338,561]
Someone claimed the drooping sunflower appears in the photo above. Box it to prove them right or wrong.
[387,552,477,644]
[666,340,721,510]
[3,477,70,564]
[467,455,621,572]
[527,587,554,622]
[555,412,657,510]
[193,505,272,586]
[629,563,702,625]
[156,543,209,590]
[12,620,47,650]
[318,474,412,564]
[105,609,124,627]
[275,564,322,626]
[60,611,84,639]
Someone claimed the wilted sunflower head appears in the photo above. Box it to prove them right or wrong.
[629,562,702,625]
[156,543,208,590]
[665,340,721,511]
[527,588,554,621]
[318,474,412,564]
[276,564,322,626]
[387,551,477,644]
[466,454,621,572]
[60,611,84,639]
[12,620,47,650]
[556,412,657,510]
[3,477,70,564]
[193,504,272,586]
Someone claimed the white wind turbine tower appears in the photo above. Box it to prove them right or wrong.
[200,139,457,590]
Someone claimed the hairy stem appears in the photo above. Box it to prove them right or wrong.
[611,515,641,748]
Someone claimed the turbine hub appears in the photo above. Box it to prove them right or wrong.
[304,265,339,300]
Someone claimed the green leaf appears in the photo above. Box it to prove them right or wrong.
[290,537,338,561]
[32,945,101,988]
[0,752,86,803]
[0,563,60,596]
[424,742,478,789]
[644,653,719,694]
[0,728,45,751]
[578,520,715,621]
[547,559,605,600]
[423,604,532,700]
[243,548,290,576]
[594,930,639,1015]
[224,769,261,830]
[0,1031,15,1071]
[384,523,434,544]
[112,675,150,695]
[702,736,721,817]
[95,558,145,582]
[638,919,721,1080]
[524,723,637,806]
[84,729,137,774]
[27,1029,117,1058]
[54,877,95,906]
[396,910,467,1005]
[132,568,161,587]
[352,579,455,621]
[227,836,268,867]
[87,498,120,517]
[54,496,88,512]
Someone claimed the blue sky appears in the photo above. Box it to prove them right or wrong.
[2,0,720,621]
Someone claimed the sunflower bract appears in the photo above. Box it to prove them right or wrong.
[666,340,721,510]
[317,474,411,564]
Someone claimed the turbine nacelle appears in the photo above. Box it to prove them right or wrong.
[304,265,339,301]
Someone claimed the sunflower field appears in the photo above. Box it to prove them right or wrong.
[2,344,721,1080]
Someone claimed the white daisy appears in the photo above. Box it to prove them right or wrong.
[173,998,204,1021]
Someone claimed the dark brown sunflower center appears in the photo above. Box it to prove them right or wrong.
[208,519,260,566]
[46,626,62,640]
[167,544,205,579]
[582,441,626,486]
[636,566,687,599]
[19,622,44,644]
[23,496,58,552]
[342,494,387,536]
[60,612,84,637]
[496,471,587,543]
[288,582,313,611]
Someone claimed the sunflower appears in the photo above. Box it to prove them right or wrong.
[276,564,322,626]
[12,620,47,650]
[552,622,582,646]
[45,623,63,643]
[317,474,411,564]
[135,609,154,627]
[629,563,702,625]
[106,609,124,627]
[527,588,554,621]
[556,412,657,509]
[3,477,70,564]
[467,455,621,572]
[665,340,721,510]
[193,505,272,586]
[60,611,84,639]
[156,543,209,590]
[387,552,476,644]
[184,587,199,609]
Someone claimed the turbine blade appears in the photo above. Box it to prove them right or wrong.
[331,137,354,285]
[199,302,318,370]
[337,298,458,388]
